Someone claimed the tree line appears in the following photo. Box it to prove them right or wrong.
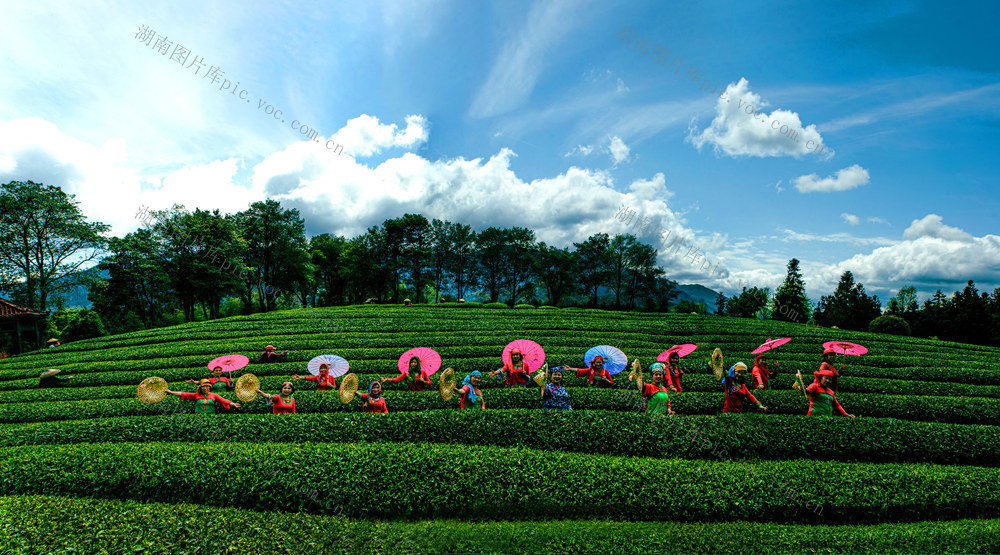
[1,180,997,348]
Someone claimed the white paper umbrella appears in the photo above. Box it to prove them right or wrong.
[308,354,350,377]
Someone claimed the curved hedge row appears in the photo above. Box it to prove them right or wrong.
[5,411,1000,467]
[3,389,999,425]
[2,442,1000,523]
[4,495,1000,555]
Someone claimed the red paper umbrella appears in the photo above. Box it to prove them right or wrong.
[207,354,250,373]
[823,341,868,356]
[502,339,546,372]
[398,347,442,376]
[656,344,698,362]
[751,338,791,355]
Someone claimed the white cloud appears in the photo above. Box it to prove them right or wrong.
[868,216,889,225]
[564,144,595,157]
[841,213,860,226]
[687,78,828,158]
[330,114,429,158]
[616,78,629,93]
[902,214,974,242]
[468,0,580,118]
[793,164,870,193]
[608,136,631,166]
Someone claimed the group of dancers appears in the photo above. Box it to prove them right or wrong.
[158,344,855,418]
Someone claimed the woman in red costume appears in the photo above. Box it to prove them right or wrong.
[185,366,233,395]
[722,362,767,414]
[350,380,388,413]
[817,349,843,391]
[383,356,432,391]
[634,361,676,415]
[568,356,614,388]
[166,379,240,414]
[802,369,854,417]
[664,352,684,392]
[751,353,778,390]
[452,371,486,409]
[488,348,531,388]
[292,363,336,391]
[255,382,296,414]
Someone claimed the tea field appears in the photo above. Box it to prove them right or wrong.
[1,304,999,554]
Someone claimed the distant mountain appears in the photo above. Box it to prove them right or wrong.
[674,283,721,309]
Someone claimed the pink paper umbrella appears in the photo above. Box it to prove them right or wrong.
[398,347,442,376]
[823,341,868,356]
[502,339,546,372]
[207,354,250,373]
[656,344,698,362]
[751,338,791,355]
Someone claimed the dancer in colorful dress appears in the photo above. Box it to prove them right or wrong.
[488,348,531,388]
[350,380,388,413]
[256,382,296,414]
[165,379,240,413]
[185,366,233,394]
[665,352,684,392]
[541,366,572,410]
[802,369,854,417]
[722,362,767,414]
[292,363,337,391]
[452,371,486,409]
[569,356,614,388]
[751,353,778,390]
[639,362,675,415]
[258,345,289,363]
[382,356,432,391]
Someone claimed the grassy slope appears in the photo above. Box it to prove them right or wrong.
[1,305,999,554]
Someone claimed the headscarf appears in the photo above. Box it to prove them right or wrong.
[462,371,482,403]
[649,362,666,374]
[822,348,836,356]
[368,380,381,396]
[265,345,275,351]
[754,353,766,366]
[198,378,212,393]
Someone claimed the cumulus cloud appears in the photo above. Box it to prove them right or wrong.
[330,114,429,158]
[607,136,631,166]
[868,216,889,225]
[902,214,974,242]
[564,144,595,157]
[841,213,860,226]
[687,78,827,158]
[793,164,870,193]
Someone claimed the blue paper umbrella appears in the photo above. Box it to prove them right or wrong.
[584,345,628,375]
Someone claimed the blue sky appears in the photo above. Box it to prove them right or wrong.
[1,0,997,302]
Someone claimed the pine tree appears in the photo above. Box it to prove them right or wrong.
[772,258,810,324]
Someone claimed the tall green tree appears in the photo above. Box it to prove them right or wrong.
[502,227,537,306]
[309,234,349,306]
[573,233,611,307]
[231,200,310,312]
[813,271,881,331]
[726,286,769,318]
[772,258,810,323]
[395,214,432,303]
[534,243,577,306]
[446,223,477,300]
[0,180,109,311]
[476,227,509,303]
[624,241,662,309]
[89,228,172,332]
[607,234,637,309]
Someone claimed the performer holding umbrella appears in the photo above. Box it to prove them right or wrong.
[383,348,439,391]
[810,341,868,392]
[656,344,697,392]
[800,368,855,418]
[293,355,349,391]
[255,382,296,414]
[749,338,789,390]
[489,340,546,388]
[165,379,240,413]
[185,354,249,394]
[568,345,626,388]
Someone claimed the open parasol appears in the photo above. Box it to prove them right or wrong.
[751,338,791,355]
[585,345,628,375]
[822,341,868,356]
[208,354,249,373]
[137,377,168,404]
[502,340,546,372]
[397,347,442,376]
[439,368,457,401]
[309,355,350,377]
[235,374,261,402]
[657,344,698,362]
[339,373,359,404]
